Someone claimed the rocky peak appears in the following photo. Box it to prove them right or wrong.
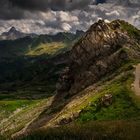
[9,26,17,33]
[0,27,28,40]
[2,27,20,36]
[56,20,140,99]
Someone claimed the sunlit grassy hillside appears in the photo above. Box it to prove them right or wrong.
[26,42,69,56]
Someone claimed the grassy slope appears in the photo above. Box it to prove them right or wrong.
[40,60,140,125]
[0,98,53,139]
[120,20,140,40]
[26,42,68,56]
[11,61,140,140]
[77,70,140,122]
[0,100,37,120]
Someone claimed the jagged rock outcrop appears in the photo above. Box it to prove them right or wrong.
[56,20,140,99]
[100,94,113,107]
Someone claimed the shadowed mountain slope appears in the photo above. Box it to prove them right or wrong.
[0,31,84,99]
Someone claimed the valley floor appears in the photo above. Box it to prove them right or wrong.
[0,97,53,139]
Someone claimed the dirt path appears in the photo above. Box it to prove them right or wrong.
[134,64,140,96]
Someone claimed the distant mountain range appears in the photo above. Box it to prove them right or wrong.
[0,27,37,41]
[0,27,84,41]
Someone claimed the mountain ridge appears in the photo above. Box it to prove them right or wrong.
[20,19,140,133]
[56,19,140,100]
[0,27,85,41]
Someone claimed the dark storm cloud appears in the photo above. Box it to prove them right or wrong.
[0,0,93,19]
[9,0,49,11]
[0,0,24,19]
[9,0,91,11]
[0,0,140,20]
[0,0,140,35]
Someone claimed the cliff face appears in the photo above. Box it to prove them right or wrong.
[56,20,140,98]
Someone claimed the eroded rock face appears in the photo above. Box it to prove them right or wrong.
[56,20,136,98]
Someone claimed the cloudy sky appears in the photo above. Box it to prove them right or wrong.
[0,0,140,34]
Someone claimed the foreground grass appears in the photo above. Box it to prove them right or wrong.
[13,120,140,140]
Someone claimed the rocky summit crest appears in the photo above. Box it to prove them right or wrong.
[56,19,140,99]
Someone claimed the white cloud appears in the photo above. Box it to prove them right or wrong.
[106,10,120,17]
[61,23,71,31]
[0,1,140,35]
[57,11,78,22]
